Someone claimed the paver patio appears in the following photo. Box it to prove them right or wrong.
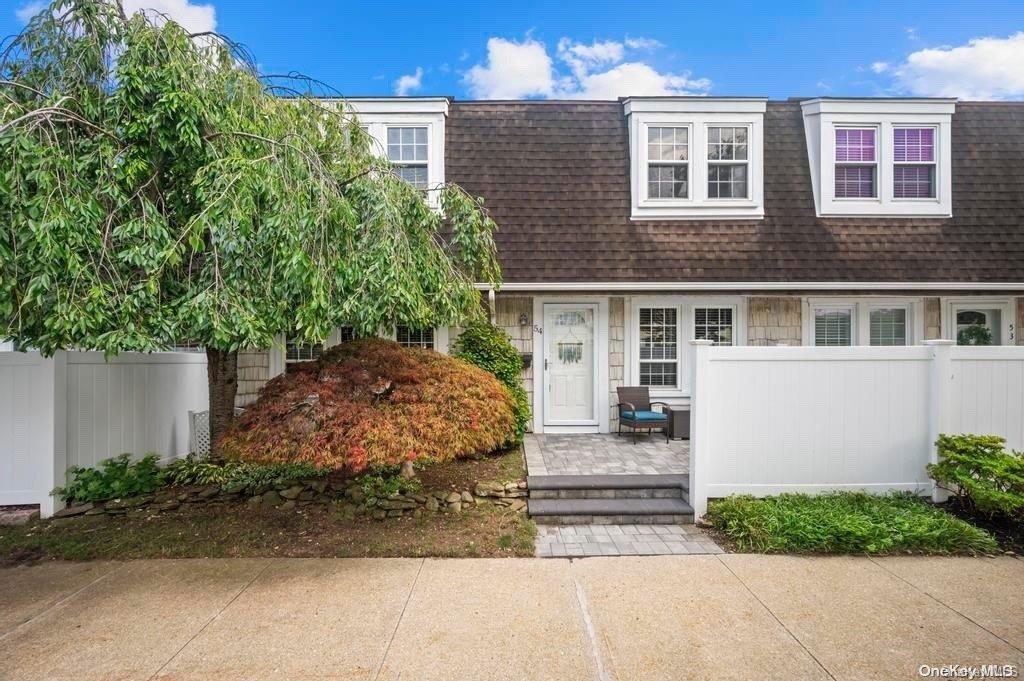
[524,433,689,476]
[1,556,1020,680]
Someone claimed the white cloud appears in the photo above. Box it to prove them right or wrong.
[464,37,555,99]
[394,67,423,96]
[568,62,710,99]
[463,35,710,100]
[14,1,45,22]
[888,32,1024,99]
[870,61,889,74]
[17,0,216,33]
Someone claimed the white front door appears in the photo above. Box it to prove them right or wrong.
[543,304,597,425]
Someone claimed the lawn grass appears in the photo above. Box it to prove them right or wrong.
[706,492,999,555]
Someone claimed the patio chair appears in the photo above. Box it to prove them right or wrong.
[615,386,670,444]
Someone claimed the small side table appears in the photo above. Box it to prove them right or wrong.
[664,406,690,440]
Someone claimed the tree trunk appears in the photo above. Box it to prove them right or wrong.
[206,347,238,460]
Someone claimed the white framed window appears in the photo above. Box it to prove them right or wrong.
[833,127,877,199]
[804,298,922,346]
[693,306,736,345]
[893,126,937,200]
[626,98,766,220]
[396,325,435,349]
[707,126,749,200]
[638,307,679,388]
[387,126,429,190]
[347,99,447,206]
[800,98,953,217]
[629,296,747,396]
[646,126,690,199]
[943,298,1016,346]
[285,336,323,369]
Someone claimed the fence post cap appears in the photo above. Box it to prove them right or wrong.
[689,339,715,346]
[922,339,956,346]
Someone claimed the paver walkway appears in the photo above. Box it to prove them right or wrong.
[536,523,723,556]
[525,433,689,476]
[1,556,1021,680]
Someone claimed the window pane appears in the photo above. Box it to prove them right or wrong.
[286,337,324,363]
[694,307,734,345]
[870,308,907,346]
[708,164,748,199]
[648,164,688,199]
[707,127,748,161]
[396,325,434,349]
[387,127,428,163]
[893,165,935,199]
[894,128,934,162]
[814,309,852,346]
[396,165,429,189]
[647,126,688,161]
[835,128,876,162]
[835,165,875,198]
[639,307,678,387]
[339,326,357,343]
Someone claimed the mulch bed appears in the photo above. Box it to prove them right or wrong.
[943,499,1023,555]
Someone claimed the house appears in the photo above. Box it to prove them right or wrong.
[235,95,1024,439]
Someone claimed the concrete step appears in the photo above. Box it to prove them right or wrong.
[527,474,688,500]
[527,497,694,525]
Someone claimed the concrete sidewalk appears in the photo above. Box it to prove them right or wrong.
[1,556,1021,680]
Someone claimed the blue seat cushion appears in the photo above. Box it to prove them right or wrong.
[620,410,667,422]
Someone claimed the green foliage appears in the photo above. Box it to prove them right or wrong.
[707,492,998,555]
[957,325,994,346]
[1,1,500,357]
[52,454,163,503]
[354,468,423,499]
[453,322,530,443]
[928,434,1024,517]
[219,338,518,473]
[161,455,327,491]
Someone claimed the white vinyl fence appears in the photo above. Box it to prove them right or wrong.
[688,340,1024,516]
[0,351,208,516]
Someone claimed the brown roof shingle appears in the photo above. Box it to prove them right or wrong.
[445,100,1024,284]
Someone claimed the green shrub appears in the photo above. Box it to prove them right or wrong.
[957,325,993,346]
[161,455,327,491]
[928,434,1024,517]
[53,453,164,503]
[707,491,997,555]
[453,322,530,443]
[354,467,423,499]
[220,339,517,473]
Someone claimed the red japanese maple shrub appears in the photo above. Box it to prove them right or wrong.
[218,338,517,473]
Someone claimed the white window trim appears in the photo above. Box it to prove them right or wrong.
[892,124,939,201]
[940,297,1016,346]
[626,99,766,220]
[628,296,747,397]
[347,102,446,207]
[833,124,879,201]
[801,99,954,218]
[802,297,924,346]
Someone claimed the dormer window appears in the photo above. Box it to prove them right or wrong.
[387,126,429,190]
[892,127,936,199]
[647,127,690,199]
[801,98,954,217]
[834,127,877,198]
[626,98,767,220]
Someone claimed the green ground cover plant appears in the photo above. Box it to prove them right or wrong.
[707,491,998,555]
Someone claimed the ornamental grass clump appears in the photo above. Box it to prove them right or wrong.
[219,339,517,474]
[707,491,998,555]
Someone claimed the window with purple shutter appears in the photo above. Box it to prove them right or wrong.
[893,127,936,198]
[834,128,877,198]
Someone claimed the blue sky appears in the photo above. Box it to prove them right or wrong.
[7,0,1024,99]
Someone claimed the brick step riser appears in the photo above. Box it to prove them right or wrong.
[529,488,684,500]
[534,514,694,525]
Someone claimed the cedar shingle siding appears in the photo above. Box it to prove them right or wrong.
[445,100,1024,285]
